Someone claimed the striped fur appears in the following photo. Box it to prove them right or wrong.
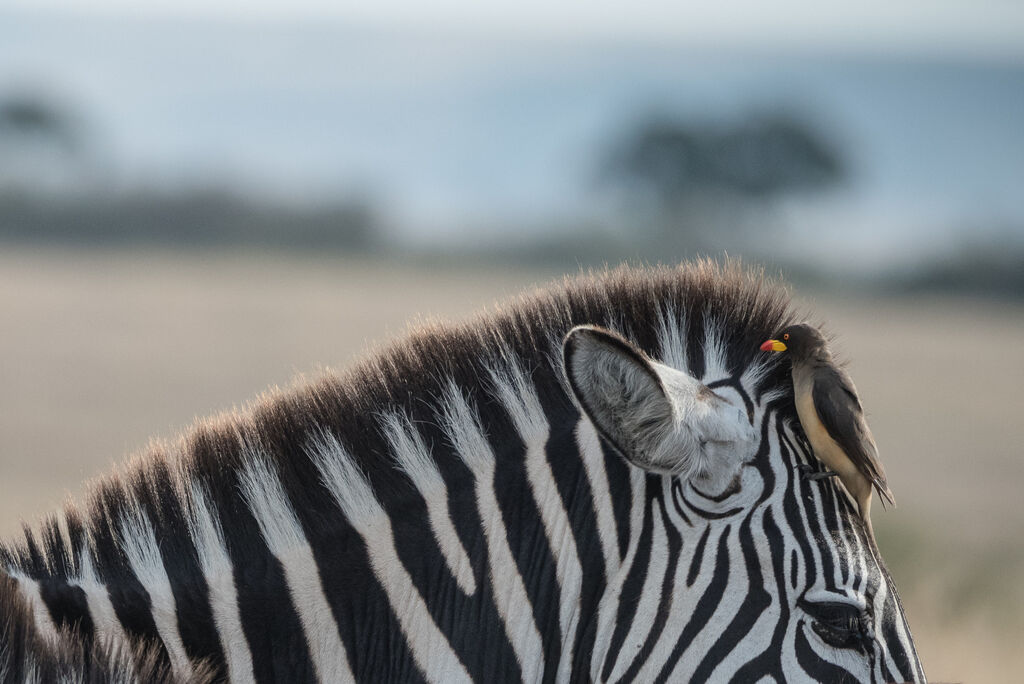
[0,261,924,682]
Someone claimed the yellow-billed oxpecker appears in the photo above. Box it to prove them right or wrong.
[760,324,895,531]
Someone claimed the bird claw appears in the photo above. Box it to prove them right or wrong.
[797,464,839,481]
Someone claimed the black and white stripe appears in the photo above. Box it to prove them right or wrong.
[0,261,925,683]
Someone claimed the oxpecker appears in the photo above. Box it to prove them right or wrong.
[760,324,895,531]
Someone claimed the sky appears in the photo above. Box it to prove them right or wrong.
[7,0,1024,59]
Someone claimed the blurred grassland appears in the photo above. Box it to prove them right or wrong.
[1,248,1022,682]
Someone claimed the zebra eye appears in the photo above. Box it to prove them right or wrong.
[800,599,870,651]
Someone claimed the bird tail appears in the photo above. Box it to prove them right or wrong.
[873,478,896,509]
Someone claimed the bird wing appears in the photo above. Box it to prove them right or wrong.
[811,367,896,507]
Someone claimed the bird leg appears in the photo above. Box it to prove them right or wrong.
[796,463,839,481]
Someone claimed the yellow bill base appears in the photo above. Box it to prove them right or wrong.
[760,340,787,352]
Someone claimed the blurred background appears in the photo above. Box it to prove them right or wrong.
[1,1,1022,680]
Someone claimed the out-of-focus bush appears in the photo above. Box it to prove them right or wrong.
[0,189,379,251]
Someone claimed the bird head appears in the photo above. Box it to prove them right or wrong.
[760,323,829,361]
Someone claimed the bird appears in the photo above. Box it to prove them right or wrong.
[760,323,894,533]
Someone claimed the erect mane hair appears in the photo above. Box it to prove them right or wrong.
[1,259,795,583]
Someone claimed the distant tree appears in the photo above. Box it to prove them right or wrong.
[599,112,845,242]
[0,94,91,193]
[0,95,80,154]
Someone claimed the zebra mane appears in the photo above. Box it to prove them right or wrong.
[1,259,795,586]
[0,571,217,683]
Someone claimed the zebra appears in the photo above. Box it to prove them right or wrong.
[0,260,925,683]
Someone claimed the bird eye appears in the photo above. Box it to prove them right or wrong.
[783,333,790,340]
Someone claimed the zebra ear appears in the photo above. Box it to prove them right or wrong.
[563,325,754,479]
[562,325,681,474]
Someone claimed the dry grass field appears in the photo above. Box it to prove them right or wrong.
[1,247,1021,681]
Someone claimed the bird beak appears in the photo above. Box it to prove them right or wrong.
[760,339,787,352]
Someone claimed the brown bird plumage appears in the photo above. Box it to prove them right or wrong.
[761,324,894,532]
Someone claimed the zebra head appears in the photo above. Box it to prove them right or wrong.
[561,323,924,683]
[0,262,924,683]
